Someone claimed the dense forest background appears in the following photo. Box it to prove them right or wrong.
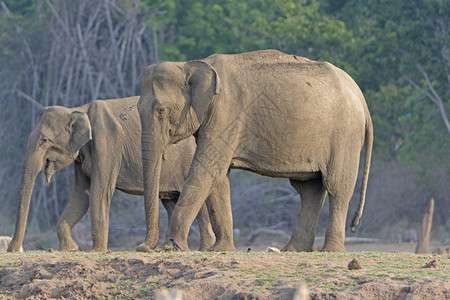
[0,0,448,249]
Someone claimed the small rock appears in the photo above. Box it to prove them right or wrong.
[266,247,281,253]
[348,258,362,270]
[424,259,441,268]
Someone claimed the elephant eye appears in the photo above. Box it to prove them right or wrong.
[40,136,50,146]
[156,107,170,118]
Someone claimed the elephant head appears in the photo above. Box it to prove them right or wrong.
[137,60,220,250]
[8,107,91,252]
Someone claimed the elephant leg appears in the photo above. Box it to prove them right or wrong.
[163,196,216,251]
[196,202,216,251]
[57,162,90,251]
[321,153,360,252]
[169,147,233,251]
[89,159,119,252]
[161,198,177,247]
[205,175,235,252]
[282,178,327,252]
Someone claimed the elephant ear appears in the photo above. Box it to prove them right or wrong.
[67,111,92,154]
[183,60,221,125]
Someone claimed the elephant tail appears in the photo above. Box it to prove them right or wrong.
[351,113,373,233]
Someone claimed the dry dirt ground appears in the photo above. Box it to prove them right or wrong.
[0,249,449,300]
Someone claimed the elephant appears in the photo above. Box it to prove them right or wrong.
[137,49,373,252]
[7,96,232,252]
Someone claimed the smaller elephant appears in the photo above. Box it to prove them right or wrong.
[8,96,233,252]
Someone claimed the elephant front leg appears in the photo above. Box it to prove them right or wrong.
[169,148,232,251]
[57,162,90,251]
[283,179,327,252]
[89,165,118,252]
[163,196,217,251]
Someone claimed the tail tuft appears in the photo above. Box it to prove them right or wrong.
[350,213,361,233]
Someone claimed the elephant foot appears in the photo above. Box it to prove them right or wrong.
[320,245,346,252]
[208,241,236,252]
[198,237,216,252]
[59,239,79,252]
[7,242,24,253]
[321,240,346,252]
[89,246,107,252]
[136,243,154,252]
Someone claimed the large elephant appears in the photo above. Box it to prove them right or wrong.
[7,96,232,252]
[137,49,373,252]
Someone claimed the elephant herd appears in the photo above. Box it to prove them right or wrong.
[7,50,372,253]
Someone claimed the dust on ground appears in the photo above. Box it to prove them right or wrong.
[1,250,449,299]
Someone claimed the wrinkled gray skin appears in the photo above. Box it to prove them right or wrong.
[137,50,373,252]
[7,96,231,252]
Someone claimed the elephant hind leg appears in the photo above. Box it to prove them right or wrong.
[283,178,327,252]
[321,152,360,252]
[204,176,235,252]
[161,198,177,248]
[196,202,216,251]
[57,163,90,251]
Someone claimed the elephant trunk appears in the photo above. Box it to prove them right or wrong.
[8,148,43,252]
[139,118,164,250]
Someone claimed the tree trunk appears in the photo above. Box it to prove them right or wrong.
[415,198,435,254]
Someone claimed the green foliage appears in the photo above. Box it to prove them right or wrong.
[143,0,354,67]
[1,0,38,16]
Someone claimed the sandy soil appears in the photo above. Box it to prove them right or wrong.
[0,249,449,300]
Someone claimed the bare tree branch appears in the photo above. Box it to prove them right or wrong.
[416,63,450,135]
[16,90,44,109]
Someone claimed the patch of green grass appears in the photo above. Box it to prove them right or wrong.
[120,278,143,287]
[365,272,389,278]
[392,274,414,281]
[320,282,340,290]
[271,268,283,272]
[425,271,450,279]
[256,273,277,283]
[251,282,279,291]
[345,282,361,288]
[390,263,415,269]
[264,282,279,290]
[135,283,157,293]
[230,268,260,275]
